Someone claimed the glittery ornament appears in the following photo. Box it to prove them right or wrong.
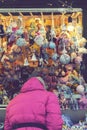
[76,85,84,94]
[60,54,71,64]
[52,53,58,61]
[16,38,26,46]
[49,41,56,49]
[16,29,23,36]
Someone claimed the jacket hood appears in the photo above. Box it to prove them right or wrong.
[20,77,45,93]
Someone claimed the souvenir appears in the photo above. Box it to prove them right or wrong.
[60,54,71,64]
[29,53,38,67]
[52,53,58,61]
[34,34,44,46]
[76,84,85,94]
[24,58,29,66]
[16,37,26,46]
[49,41,56,49]
[74,55,82,64]
[16,28,24,36]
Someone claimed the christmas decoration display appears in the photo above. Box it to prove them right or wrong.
[0,8,86,130]
[0,8,86,116]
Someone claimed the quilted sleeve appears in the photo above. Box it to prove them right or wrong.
[45,92,63,130]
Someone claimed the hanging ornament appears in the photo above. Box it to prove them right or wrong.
[49,41,56,49]
[34,34,44,46]
[76,85,84,94]
[16,28,24,36]
[29,53,38,67]
[31,53,37,61]
[62,42,67,54]
[6,26,12,34]
[59,54,71,64]
[8,32,16,43]
[50,12,56,39]
[42,42,49,49]
[67,23,74,32]
[74,55,82,64]
[78,37,86,48]
[12,45,22,55]
[52,53,58,61]
[61,12,67,32]
[11,20,18,32]
[24,58,29,66]
[76,25,83,35]
[71,52,77,61]
[16,38,26,46]
[61,24,67,31]
[59,35,70,64]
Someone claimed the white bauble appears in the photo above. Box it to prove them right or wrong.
[76,85,84,94]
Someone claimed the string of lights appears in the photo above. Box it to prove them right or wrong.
[0,0,85,8]
[58,0,73,8]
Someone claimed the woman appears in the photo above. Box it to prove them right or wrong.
[4,77,63,130]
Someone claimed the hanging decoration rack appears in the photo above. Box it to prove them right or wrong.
[0,8,82,14]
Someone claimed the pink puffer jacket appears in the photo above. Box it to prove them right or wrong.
[4,77,63,130]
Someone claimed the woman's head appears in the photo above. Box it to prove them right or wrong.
[36,77,48,90]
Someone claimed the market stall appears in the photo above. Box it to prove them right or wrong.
[0,8,87,129]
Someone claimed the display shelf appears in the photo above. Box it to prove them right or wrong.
[62,109,87,124]
[0,105,87,124]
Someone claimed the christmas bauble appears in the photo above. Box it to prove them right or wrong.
[78,37,86,47]
[71,52,77,61]
[52,53,58,61]
[34,34,44,46]
[49,41,56,49]
[16,29,23,36]
[16,38,26,46]
[59,54,71,64]
[76,85,84,94]
[42,43,49,48]
[74,56,82,64]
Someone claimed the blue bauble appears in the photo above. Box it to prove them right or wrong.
[52,53,58,61]
[49,41,56,49]
[43,53,49,60]
[16,38,26,46]
[42,43,49,48]
[59,54,70,64]
[16,29,23,36]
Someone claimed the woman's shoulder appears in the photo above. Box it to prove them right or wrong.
[45,91,58,101]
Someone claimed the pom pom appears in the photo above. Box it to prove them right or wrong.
[59,54,71,64]
[16,38,26,46]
